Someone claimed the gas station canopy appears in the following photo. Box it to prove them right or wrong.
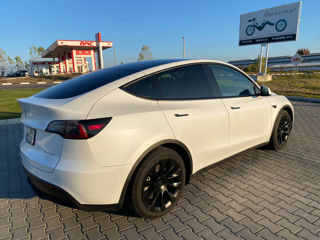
[42,39,113,58]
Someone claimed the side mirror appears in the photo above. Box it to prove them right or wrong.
[260,85,271,96]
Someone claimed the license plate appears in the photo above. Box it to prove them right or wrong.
[26,127,36,145]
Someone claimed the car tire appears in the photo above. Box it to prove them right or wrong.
[131,146,186,219]
[269,110,292,150]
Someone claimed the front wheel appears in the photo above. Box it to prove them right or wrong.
[131,147,186,219]
[275,19,287,32]
[269,110,292,150]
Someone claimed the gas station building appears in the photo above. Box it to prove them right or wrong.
[30,34,112,76]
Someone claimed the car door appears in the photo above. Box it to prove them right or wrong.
[207,64,272,154]
[155,64,230,171]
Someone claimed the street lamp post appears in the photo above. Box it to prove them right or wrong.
[182,37,185,59]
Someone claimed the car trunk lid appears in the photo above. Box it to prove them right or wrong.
[18,95,97,173]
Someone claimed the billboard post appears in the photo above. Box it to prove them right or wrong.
[259,44,264,74]
[264,43,269,74]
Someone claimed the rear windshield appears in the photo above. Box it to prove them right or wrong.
[35,59,182,99]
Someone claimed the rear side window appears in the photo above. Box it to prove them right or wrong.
[208,65,255,97]
[125,76,161,99]
[124,64,217,100]
[35,68,134,99]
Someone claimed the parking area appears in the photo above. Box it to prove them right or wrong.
[0,101,319,240]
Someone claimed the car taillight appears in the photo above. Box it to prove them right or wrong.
[46,118,111,139]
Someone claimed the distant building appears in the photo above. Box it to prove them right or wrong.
[30,61,62,76]
[229,53,320,71]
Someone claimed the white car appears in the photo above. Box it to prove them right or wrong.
[18,59,293,218]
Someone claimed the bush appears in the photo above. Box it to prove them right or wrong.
[243,56,266,73]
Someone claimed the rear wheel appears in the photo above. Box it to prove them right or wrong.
[269,110,292,150]
[131,147,186,219]
[275,19,287,32]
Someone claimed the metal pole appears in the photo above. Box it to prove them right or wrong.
[259,44,263,74]
[183,37,185,59]
[113,44,117,65]
[264,42,269,75]
[98,43,104,69]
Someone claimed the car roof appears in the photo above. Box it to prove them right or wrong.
[107,59,185,71]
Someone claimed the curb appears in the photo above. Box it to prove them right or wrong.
[273,72,320,76]
[287,96,320,104]
[0,118,21,126]
[1,81,61,86]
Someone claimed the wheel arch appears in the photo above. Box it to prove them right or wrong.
[272,104,294,130]
[118,139,193,208]
[282,105,294,122]
[269,104,294,142]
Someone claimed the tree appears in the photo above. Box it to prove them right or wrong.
[297,49,310,55]
[138,45,153,61]
[0,50,29,76]
[0,48,8,76]
[29,45,44,62]
[7,56,15,75]
[15,56,24,71]
[24,60,30,71]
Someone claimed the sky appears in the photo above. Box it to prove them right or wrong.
[0,0,319,67]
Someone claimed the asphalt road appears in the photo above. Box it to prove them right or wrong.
[0,101,319,239]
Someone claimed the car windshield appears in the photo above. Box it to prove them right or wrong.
[35,59,183,99]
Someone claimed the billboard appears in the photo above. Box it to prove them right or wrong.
[239,2,302,46]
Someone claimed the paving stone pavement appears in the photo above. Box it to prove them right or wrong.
[0,101,320,240]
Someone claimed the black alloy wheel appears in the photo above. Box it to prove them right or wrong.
[269,110,292,150]
[131,147,186,219]
[142,159,182,212]
[277,114,290,145]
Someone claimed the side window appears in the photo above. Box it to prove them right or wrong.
[156,65,216,99]
[208,65,256,97]
[124,75,161,99]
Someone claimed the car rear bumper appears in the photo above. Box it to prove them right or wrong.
[23,166,121,211]
[21,140,133,206]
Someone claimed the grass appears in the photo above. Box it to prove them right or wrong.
[261,74,320,98]
[0,88,44,120]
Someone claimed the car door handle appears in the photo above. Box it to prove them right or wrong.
[174,113,189,117]
[231,106,240,110]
